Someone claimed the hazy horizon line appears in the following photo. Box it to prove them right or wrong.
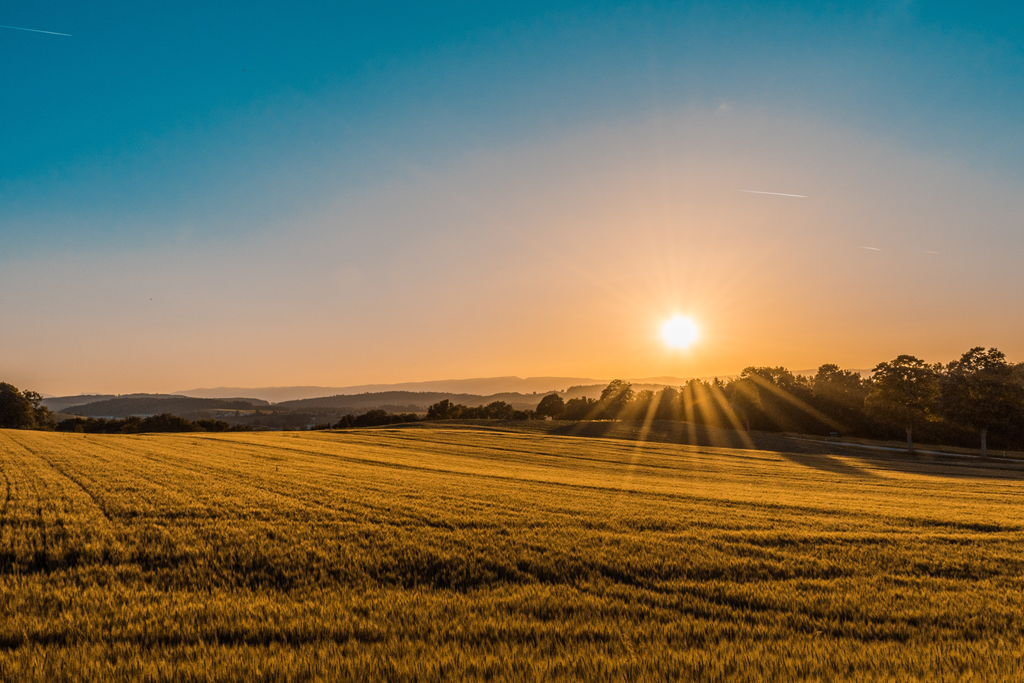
[39,368,876,401]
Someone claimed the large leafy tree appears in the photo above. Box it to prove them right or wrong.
[941,347,1024,458]
[653,386,680,421]
[738,366,827,433]
[0,383,35,429]
[728,378,762,432]
[562,396,598,421]
[619,390,655,421]
[597,380,633,420]
[0,383,54,430]
[865,355,940,454]
[483,401,516,420]
[813,364,868,408]
[741,366,798,391]
[535,393,565,419]
[426,399,461,420]
[811,363,870,434]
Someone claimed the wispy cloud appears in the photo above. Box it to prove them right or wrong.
[737,190,807,198]
[859,246,881,250]
[0,24,71,37]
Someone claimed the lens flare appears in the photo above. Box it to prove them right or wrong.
[661,316,699,349]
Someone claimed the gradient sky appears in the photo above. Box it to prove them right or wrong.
[3,2,1024,395]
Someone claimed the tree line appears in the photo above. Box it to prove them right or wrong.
[525,348,1024,456]
[425,399,533,421]
[319,401,531,429]
[0,383,54,430]
[3,346,1022,453]
[0,385,257,434]
[54,414,257,434]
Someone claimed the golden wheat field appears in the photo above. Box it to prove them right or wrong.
[2,424,1024,682]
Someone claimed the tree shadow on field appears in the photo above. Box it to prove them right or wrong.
[546,420,750,449]
[396,419,1024,481]
[851,452,1024,481]
[778,451,877,478]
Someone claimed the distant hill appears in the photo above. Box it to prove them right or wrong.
[63,396,270,419]
[46,370,869,416]
[173,375,746,403]
[278,391,546,413]
[41,369,876,422]
[46,377,722,411]
[175,386,345,403]
[41,393,181,413]
[268,387,693,415]
[174,377,614,403]
[277,380,757,414]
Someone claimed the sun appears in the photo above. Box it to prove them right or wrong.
[661,315,699,349]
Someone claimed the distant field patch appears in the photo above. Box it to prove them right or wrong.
[2,427,1024,681]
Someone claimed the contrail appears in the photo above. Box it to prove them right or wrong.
[737,190,807,198]
[0,24,71,36]
[859,246,881,251]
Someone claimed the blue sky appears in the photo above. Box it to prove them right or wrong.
[3,2,1024,393]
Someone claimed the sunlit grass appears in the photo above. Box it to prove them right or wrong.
[1,426,1023,681]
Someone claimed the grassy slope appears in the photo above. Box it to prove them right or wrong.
[1,426,1023,681]
[410,417,1024,460]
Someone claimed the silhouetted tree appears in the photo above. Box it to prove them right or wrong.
[562,396,598,421]
[353,409,391,427]
[535,393,565,419]
[813,364,868,408]
[679,380,707,425]
[653,387,680,421]
[484,401,516,420]
[597,380,633,420]
[808,364,872,435]
[140,414,199,433]
[426,399,461,420]
[736,368,795,431]
[742,367,798,391]
[0,383,53,430]
[729,378,762,432]
[195,419,232,432]
[739,366,841,434]
[0,383,37,429]
[55,413,243,434]
[624,389,655,421]
[119,416,144,434]
[332,410,419,428]
[866,355,940,454]
[941,347,1024,458]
